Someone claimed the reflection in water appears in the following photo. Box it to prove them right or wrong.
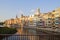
[23,28,37,35]
[2,27,60,40]
[3,28,39,40]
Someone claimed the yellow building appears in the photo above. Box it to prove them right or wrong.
[4,8,60,28]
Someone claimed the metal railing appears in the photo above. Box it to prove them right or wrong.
[1,34,39,40]
[0,34,60,40]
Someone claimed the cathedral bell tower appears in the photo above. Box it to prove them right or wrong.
[35,8,40,16]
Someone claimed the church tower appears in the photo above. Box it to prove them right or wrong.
[16,14,19,24]
[35,8,40,16]
[16,14,18,19]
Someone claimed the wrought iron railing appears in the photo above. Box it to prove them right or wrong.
[0,34,60,40]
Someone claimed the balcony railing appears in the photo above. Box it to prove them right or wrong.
[0,34,60,40]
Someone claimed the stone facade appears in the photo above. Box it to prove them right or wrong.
[4,8,60,28]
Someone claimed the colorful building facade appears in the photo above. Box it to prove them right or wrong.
[4,8,60,28]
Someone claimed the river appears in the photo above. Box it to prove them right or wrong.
[2,28,39,40]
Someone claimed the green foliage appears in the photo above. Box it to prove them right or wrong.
[0,27,17,34]
[0,27,17,39]
[0,22,4,25]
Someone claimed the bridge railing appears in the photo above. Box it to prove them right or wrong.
[0,34,60,40]
[0,34,39,40]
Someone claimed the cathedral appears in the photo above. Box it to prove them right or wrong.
[4,8,60,28]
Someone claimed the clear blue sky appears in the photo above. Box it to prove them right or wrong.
[0,0,60,22]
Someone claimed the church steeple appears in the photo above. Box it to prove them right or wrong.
[16,14,18,18]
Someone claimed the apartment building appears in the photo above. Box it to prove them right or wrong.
[4,8,60,28]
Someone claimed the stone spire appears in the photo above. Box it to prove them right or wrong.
[16,14,18,18]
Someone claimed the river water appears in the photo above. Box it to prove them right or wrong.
[2,28,39,40]
[2,28,60,40]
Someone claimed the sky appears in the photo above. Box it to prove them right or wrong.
[0,0,60,22]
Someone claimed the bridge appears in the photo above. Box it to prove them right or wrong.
[2,26,60,40]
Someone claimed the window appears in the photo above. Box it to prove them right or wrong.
[48,18,52,20]
[55,21,59,24]
[48,21,50,23]
[55,18,58,20]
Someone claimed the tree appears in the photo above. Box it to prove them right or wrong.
[0,27,17,39]
[0,22,4,25]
